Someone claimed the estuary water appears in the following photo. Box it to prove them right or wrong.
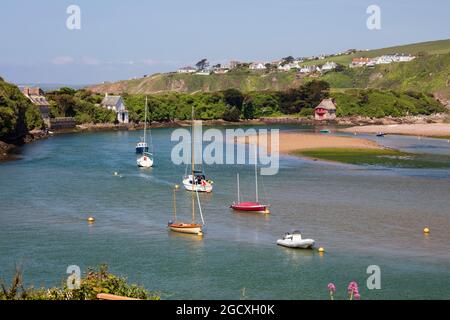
[0,125,449,300]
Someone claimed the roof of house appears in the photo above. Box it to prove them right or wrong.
[315,99,336,110]
[179,66,196,70]
[21,87,45,96]
[352,57,372,63]
[101,96,122,106]
[20,87,50,106]
[29,96,50,106]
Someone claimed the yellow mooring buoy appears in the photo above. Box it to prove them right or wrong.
[423,227,430,234]
[318,247,325,253]
[87,217,95,223]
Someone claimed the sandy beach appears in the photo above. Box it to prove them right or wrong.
[237,132,381,154]
[340,123,450,137]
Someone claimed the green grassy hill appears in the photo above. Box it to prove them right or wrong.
[302,38,450,66]
[319,52,450,92]
[88,39,450,100]
[89,70,302,95]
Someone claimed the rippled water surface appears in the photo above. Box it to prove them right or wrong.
[0,126,449,299]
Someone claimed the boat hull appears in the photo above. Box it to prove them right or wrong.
[231,202,269,213]
[276,239,315,249]
[182,178,213,193]
[169,223,203,235]
[137,155,153,168]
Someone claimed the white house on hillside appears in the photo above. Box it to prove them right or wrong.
[299,65,320,74]
[177,66,197,73]
[278,61,300,71]
[249,62,267,70]
[397,54,415,62]
[321,61,338,72]
[101,94,129,123]
[195,69,211,76]
[278,64,291,71]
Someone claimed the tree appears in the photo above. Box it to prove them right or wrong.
[53,94,77,117]
[242,97,255,119]
[58,87,77,95]
[301,80,330,107]
[282,56,295,65]
[277,80,330,114]
[195,59,209,70]
[222,89,244,110]
[222,106,241,122]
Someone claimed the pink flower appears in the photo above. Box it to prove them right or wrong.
[327,283,336,292]
[354,293,361,300]
[347,281,358,293]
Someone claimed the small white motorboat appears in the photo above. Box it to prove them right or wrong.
[277,230,315,249]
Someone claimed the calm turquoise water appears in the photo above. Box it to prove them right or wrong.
[1,125,450,300]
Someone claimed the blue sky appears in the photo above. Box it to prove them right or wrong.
[0,0,449,85]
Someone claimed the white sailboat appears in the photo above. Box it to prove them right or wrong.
[137,96,153,168]
[182,107,213,193]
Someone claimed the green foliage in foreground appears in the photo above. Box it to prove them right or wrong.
[0,78,43,141]
[0,264,160,300]
[296,148,450,168]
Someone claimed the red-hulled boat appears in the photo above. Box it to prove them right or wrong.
[230,147,270,214]
[231,201,268,213]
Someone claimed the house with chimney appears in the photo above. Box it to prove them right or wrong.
[100,94,129,123]
[20,87,51,122]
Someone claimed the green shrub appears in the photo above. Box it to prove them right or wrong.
[0,264,160,300]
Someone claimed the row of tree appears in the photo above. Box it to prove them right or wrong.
[123,80,331,122]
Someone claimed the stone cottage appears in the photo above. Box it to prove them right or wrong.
[100,94,129,123]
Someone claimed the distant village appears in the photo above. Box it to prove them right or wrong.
[173,50,416,76]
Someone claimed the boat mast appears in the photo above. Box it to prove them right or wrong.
[237,173,240,203]
[254,145,259,203]
[143,96,148,146]
[173,185,178,222]
[191,106,195,223]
